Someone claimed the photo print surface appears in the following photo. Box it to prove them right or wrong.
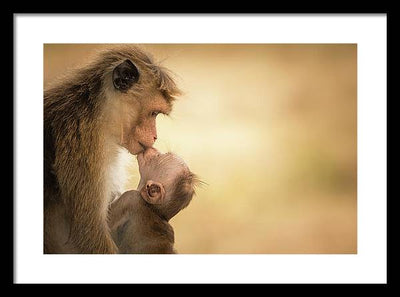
[44,44,357,254]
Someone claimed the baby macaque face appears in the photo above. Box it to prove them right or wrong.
[136,148,197,220]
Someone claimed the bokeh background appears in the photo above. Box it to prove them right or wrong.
[44,44,357,254]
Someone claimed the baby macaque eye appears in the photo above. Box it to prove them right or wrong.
[150,111,160,117]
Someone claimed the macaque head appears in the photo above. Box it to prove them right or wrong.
[102,46,181,155]
[137,148,198,221]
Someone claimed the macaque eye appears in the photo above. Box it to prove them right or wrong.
[151,111,160,117]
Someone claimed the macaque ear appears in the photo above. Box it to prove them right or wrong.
[140,180,166,204]
[112,59,139,91]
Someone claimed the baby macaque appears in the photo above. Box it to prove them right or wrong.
[108,148,198,254]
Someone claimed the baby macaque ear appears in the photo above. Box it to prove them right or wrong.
[140,180,166,204]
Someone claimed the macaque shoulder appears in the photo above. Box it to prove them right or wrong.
[113,208,176,254]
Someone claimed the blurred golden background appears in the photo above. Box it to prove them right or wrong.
[44,44,357,254]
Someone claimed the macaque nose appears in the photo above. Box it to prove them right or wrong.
[143,147,160,160]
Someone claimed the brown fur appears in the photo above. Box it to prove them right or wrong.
[108,150,198,254]
[44,45,181,253]
[109,191,176,254]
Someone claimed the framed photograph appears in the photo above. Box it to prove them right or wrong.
[14,14,387,284]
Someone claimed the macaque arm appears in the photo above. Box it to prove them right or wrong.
[66,181,118,253]
[54,149,118,254]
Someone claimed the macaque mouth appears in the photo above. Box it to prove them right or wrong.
[147,184,161,197]
[138,142,147,151]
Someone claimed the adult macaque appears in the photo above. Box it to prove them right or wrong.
[109,148,198,254]
[44,45,181,253]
